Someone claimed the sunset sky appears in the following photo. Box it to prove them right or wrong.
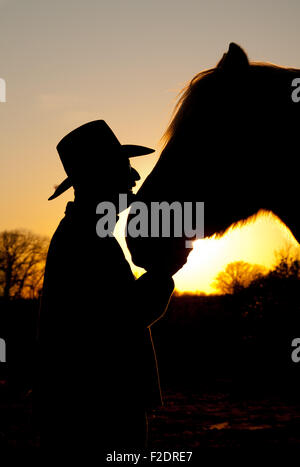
[1,0,300,293]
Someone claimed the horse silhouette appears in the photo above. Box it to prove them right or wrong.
[126,43,300,274]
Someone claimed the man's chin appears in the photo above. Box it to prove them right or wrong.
[127,191,136,204]
[116,191,136,214]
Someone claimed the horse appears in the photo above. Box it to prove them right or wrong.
[126,43,300,275]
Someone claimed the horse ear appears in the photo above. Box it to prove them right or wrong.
[217,42,249,72]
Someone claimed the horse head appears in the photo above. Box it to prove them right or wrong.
[126,43,300,275]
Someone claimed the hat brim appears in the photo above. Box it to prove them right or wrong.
[48,177,73,200]
[121,145,155,157]
[48,144,155,200]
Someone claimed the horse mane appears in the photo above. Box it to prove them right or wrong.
[161,60,300,150]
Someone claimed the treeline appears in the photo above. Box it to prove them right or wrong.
[0,230,49,300]
[0,229,49,387]
[0,229,299,396]
[152,252,300,393]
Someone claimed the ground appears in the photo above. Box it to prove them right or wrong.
[2,381,300,450]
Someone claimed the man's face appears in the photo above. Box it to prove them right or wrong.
[74,157,141,209]
[110,159,141,212]
[116,159,141,195]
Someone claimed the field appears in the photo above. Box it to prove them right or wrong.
[1,288,300,451]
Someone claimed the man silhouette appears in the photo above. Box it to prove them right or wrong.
[38,120,174,452]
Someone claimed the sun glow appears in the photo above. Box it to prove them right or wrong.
[173,211,299,294]
[116,210,299,295]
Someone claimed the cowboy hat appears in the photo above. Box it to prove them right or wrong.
[48,120,154,200]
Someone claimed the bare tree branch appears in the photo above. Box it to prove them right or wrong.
[213,261,267,295]
[0,229,49,299]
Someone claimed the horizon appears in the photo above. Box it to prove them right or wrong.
[1,0,300,293]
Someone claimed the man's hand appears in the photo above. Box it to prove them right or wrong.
[135,272,175,327]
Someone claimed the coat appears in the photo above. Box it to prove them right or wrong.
[37,201,174,448]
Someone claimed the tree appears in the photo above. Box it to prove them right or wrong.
[0,230,49,299]
[271,247,300,280]
[213,261,267,295]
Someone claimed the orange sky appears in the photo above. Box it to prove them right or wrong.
[1,1,300,293]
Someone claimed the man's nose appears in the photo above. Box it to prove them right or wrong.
[131,167,140,181]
